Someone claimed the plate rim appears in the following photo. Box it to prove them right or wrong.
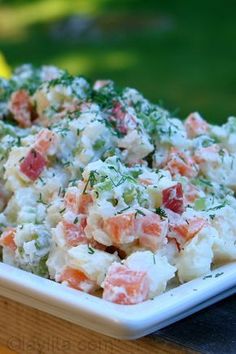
[0,261,235,339]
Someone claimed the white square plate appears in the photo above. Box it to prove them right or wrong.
[0,261,235,339]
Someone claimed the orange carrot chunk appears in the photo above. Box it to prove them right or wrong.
[62,219,87,247]
[9,90,33,127]
[103,263,149,304]
[0,228,17,251]
[59,267,97,293]
[103,213,135,243]
[170,217,207,243]
[135,213,167,252]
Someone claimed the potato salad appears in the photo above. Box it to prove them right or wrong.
[0,64,235,304]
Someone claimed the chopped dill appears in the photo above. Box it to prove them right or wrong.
[117,206,131,214]
[135,209,146,218]
[73,217,79,224]
[37,193,47,205]
[83,170,98,194]
[155,207,167,219]
[88,245,95,254]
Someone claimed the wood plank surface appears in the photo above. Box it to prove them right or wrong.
[0,345,16,354]
[0,295,196,354]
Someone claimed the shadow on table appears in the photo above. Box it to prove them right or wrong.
[151,294,236,354]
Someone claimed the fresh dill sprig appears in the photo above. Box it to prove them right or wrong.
[155,207,167,219]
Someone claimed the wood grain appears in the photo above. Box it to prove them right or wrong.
[0,295,196,354]
[0,345,16,354]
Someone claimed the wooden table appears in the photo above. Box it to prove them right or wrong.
[0,295,195,354]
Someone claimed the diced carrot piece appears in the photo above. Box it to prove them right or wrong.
[62,219,87,247]
[102,263,149,304]
[103,213,135,243]
[138,178,153,186]
[78,193,93,214]
[34,129,58,155]
[170,217,207,243]
[65,189,93,215]
[64,189,79,213]
[9,90,33,127]
[135,213,168,252]
[59,267,97,293]
[0,228,16,251]
[162,183,184,214]
[185,112,209,138]
[165,148,198,178]
[20,148,46,181]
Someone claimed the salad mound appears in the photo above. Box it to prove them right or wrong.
[0,64,235,305]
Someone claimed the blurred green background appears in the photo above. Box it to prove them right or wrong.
[0,0,235,123]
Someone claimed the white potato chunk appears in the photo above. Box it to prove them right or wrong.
[67,244,119,285]
[176,226,216,282]
[124,250,176,298]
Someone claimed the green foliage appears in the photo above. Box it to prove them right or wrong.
[0,0,235,122]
